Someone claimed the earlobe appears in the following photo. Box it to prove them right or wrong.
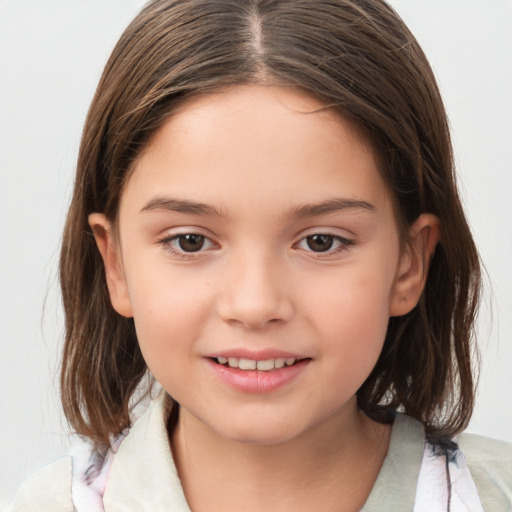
[88,213,133,318]
[389,213,441,317]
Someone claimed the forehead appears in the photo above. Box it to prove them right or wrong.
[143,85,372,165]
[122,85,392,220]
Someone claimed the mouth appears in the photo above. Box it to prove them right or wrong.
[211,356,308,371]
[207,354,311,393]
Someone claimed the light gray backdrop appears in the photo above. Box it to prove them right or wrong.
[1,0,511,506]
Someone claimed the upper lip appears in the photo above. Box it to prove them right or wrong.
[204,349,309,360]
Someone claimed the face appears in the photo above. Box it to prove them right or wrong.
[92,86,433,445]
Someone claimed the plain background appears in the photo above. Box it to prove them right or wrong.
[0,0,511,506]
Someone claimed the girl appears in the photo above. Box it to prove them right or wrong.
[4,0,511,511]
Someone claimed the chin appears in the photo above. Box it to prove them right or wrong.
[209,416,308,446]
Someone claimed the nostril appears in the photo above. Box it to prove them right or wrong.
[216,266,295,327]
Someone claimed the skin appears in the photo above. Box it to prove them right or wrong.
[90,85,439,511]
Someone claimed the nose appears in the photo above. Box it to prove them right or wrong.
[217,249,295,329]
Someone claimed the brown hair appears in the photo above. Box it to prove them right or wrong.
[60,0,481,448]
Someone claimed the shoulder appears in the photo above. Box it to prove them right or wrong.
[459,431,512,462]
[459,433,512,511]
[2,456,73,512]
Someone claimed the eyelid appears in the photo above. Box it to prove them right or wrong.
[294,226,355,242]
[157,229,219,259]
[293,230,355,257]
[156,227,355,260]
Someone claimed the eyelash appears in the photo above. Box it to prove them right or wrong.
[157,232,354,260]
[157,233,216,260]
[295,233,354,258]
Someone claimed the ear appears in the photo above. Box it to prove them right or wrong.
[389,213,441,317]
[88,213,133,318]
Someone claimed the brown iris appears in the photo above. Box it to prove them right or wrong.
[306,234,334,252]
[177,234,206,252]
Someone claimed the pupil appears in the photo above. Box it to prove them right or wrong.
[179,234,205,252]
[307,234,333,252]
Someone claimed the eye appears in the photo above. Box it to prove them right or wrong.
[304,234,335,252]
[159,233,216,256]
[173,234,208,252]
[296,233,353,254]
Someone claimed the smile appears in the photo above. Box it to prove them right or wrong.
[215,357,298,371]
[208,356,311,393]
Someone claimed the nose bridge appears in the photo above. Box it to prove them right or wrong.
[218,244,294,328]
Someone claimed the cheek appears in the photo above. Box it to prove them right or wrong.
[130,284,212,396]
[308,263,396,364]
[125,265,214,363]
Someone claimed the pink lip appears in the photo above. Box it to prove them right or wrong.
[206,357,311,394]
[204,348,307,360]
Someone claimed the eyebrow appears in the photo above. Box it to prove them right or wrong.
[140,196,229,218]
[140,196,375,219]
[286,198,375,218]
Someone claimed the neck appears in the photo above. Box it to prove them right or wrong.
[170,399,391,512]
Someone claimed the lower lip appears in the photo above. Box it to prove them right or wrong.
[206,359,311,394]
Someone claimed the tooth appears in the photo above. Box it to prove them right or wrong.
[256,359,275,371]
[239,358,257,370]
[228,357,239,368]
[285,358,296,366]
[217,356,228,364]
[274,358,285,368]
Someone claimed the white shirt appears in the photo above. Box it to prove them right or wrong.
[4,390,512,511]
